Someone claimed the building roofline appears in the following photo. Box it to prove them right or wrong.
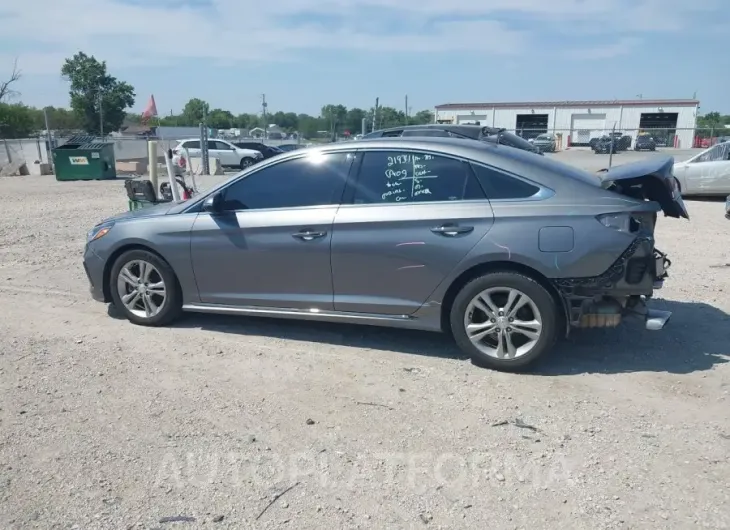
[435,99,700,110]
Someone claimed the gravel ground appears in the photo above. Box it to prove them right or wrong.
[1,151,729,530]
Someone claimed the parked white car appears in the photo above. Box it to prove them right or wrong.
[673,141,730,196]
[172,138,263,171]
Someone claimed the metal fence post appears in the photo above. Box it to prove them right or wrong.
[199,122,209,175]
[3,138,11,163]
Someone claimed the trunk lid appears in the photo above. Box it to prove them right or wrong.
[599,156,689,219]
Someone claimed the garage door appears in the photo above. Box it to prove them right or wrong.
[571,113,607,144]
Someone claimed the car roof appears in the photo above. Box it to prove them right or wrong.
[367,123,497,138]
[299,136,597,182]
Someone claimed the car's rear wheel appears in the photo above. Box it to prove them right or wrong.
[109,249,182,326]
[450,272,558,371]
[240,157,255,170]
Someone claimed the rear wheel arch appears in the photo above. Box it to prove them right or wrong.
[439,261,566,335]
[102,244,181,303]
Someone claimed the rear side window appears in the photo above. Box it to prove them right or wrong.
[181,140,200,149]
[381,130,403,137]
[470,164,540,200]
[353,151,486,204]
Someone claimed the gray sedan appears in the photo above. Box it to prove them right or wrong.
[83,137,687,371]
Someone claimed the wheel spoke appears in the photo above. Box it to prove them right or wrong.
[496,330,518,358]
[506,290,529,318]
[476,294,499,319]
[466,321,498,342]
[137,261,148,283]
[512,319,541,341]
[147,281,166,296]
[122,291,140,309]
[142,293,156,317]
[120,267,138,286]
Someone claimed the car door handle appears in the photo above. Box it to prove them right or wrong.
[431,224,474,236]
[292,229,327,241]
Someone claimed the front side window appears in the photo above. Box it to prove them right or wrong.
[181,140,200,149]
[470,164,540,200]
[220,152,353,211]
[210,140,232,150]
[352,151,485,204]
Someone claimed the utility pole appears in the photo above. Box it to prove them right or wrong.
[372,97,378,132]
[261,94,268,139]
[404,95,408,125]
[98,91,104,139]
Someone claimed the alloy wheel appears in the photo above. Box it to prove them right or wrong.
[116,259,167,319]
[463,287,543,359]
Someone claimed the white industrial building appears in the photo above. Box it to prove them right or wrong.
[434,99,699,149]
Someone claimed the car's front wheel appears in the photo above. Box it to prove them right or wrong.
[450,272,559,371]
[109,249,182,326]
[240,157,255,170]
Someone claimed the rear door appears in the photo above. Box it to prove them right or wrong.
[330,149,495,315]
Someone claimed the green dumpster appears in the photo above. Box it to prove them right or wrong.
[53,135,117,181]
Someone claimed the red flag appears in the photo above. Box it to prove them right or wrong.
[141,95,158,124]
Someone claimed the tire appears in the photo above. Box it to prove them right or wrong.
[449,272,559,372]
[109,249,182,327]
[240,157,255,170]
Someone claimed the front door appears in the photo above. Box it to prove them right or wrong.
[208,140,236,166]
[190,151,354,309]
[331,149,495,315]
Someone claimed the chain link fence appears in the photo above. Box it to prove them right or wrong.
[494,127,728,150]
[2,127,729,173]
[0,134,305,175]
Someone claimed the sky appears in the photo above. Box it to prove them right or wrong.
[0,0,728,117]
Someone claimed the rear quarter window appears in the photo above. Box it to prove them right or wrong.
[470,164,540,199]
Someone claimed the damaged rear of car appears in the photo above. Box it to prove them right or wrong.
[554,156,688,335]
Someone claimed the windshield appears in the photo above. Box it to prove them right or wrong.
[535,134,551,140]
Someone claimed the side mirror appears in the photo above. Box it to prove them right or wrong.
[202,192,223,213]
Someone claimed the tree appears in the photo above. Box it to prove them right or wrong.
[374,106,406,129]
[61,52,135,135]
[208,108,235,129]
[271,111,299,131]
[41,106,83,133]
[181,98,210,125]
[321,104,347,134]
[412,110,434,125]
[298,114,324,138]
[344,108,366,134]
[0,103,36,137]
[0,58,21,102]
[235,113,261,130]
